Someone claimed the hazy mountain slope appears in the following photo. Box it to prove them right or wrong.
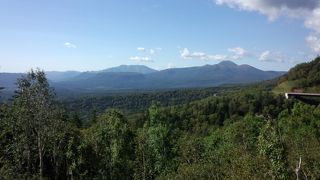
[57,72,147,90]
[0,61,285,93]
[0,65,156,87]
[146,61,282,88]
[101,65,158,74]
[0,71,81,90]
[0,73,24,90]
[46,71,81,82]
[53,61,284,90]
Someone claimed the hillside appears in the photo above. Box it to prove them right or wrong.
[2,67,320,179]
[274,57,320,93]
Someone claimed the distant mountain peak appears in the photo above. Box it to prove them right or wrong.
[218,61,238,67]
[101,65,157,74]
[117,65,147,68]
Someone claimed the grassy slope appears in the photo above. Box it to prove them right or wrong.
[273,57,320,94]
[273,80,296,94]
[273,80,320,94]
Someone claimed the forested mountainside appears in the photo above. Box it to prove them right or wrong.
[0,58,319,179]
[275,56,320,93]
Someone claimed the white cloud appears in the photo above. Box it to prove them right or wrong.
[228,47,245,56]
[207,54,229,61]
[180,47,248,61]
[180,48,208,60]
[64,42,77,49]
[214,0,320,52]
[181,47,286,63]
[228,47,247,60]
[259,51,270,61]
[259,50,284,63]
[180,48,190,58]
[137,47,162,55]
[149,49,155,54]
[304,8,320,33]
[306,35,320,53]
[129,56,153,62]
[137,47,146,52]
[132,47,161,62]
[215,0,318,20]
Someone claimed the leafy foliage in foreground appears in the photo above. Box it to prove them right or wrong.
[0,65,320,179]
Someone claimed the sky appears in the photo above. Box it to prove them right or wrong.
[0,0,319,72]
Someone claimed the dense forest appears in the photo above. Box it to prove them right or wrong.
[0,58,320,179]
[60,86,246,122]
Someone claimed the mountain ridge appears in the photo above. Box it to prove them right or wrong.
[100,65,157,74]
[0,61,285,93]
[54,61,285,91]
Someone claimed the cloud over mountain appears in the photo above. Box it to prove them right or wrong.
[259,50,284,63]
[306,35,320,53]
[180,47,248,61]
[129,56,153,62]
[215,0,319,20]
[215,0,320,53]
[181,47,286,63]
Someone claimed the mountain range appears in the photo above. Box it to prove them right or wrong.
[0,61,285,93]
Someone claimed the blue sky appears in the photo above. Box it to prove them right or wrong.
[0,0,319,72]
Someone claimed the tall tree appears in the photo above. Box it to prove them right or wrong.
[84,109,134,179]
[0,69,72,179]
[134,104,176,179]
